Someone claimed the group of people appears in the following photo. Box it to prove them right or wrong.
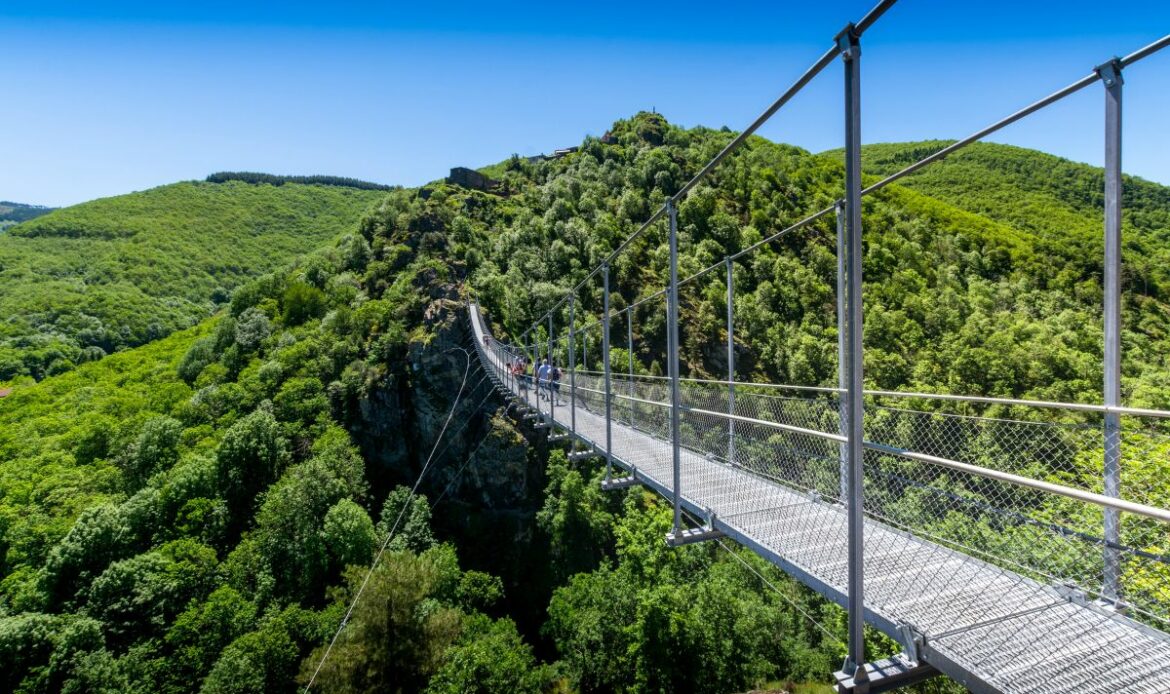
[509,355,563,404]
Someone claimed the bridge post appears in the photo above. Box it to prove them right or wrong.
[522,330,530,410]
[549,314,555,425]
[530,333,539,412]
[530,332,538,412]
[838,23,868,686]
[667,198,684,535]
[627,307,635,427]
[725,256,736,465]
[1098,57,1124,604]
[603,263,614,481]
[836,200,849,503]
[569,297,577,436]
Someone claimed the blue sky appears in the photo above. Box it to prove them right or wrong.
[2,1,1168,207]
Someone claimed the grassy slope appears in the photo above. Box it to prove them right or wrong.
[0,181,384,379]
[1,201,54,233]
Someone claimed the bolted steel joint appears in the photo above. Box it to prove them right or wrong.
[835,23,861,60]
[1094,58,1124,88]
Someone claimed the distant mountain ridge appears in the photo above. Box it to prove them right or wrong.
[205,171,395,191]
[0,200,55,231]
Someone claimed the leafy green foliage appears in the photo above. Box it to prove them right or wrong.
[323,500,376,570]
[205,172,393,191]
[537,449,616,583]
[0,323,208,607]
[2,113,1166,693]
[0,181,382,380]
[459,115,1170,410]
[0,215,548,692]
[201,605,318,694]
[165,586,257,686]
[121,416,183,490]
[281,283,328,326]
[0,200,55,229]
[0,612,104,693]
[82,539,220,648]
[297,547,463,693]
[377,487,437,554]
[855,141,1170,404]
[545,491,841,693]
[423,615,548,694]
[214,409,287,528]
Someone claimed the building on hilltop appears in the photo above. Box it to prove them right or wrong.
[520,146,579,165]
[446,167,497,192]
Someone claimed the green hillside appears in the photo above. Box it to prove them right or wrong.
[0,181,384,381]
[0,115,1167,693]
[469,116,1170,409]
[0,201,54,233]
[857,141,1170,300]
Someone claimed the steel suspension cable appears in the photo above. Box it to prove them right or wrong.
[518,0,902,333]
[679,508,846,647]
[304,347,474,692]
[515,29,1170,347]
[429,416,498,509]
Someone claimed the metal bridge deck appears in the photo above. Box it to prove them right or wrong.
[470,306,1170,694]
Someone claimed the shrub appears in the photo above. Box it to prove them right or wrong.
[281,283,327,326]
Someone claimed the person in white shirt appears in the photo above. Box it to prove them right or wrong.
[537,359,552,400]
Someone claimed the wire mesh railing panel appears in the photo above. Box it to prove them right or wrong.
[857,394,1170,628]
[474,304,1170,686]
[863,400,1170,510]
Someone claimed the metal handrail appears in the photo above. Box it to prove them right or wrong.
[864,442,1170,525]
[571,370,1170,419]
[527,356,1170,525]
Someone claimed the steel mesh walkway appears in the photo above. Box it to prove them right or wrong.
[470,304,1170,694]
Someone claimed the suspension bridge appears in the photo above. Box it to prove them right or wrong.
[465,1,1170,691]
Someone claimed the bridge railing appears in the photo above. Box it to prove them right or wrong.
[476,301,1170,688]
[550,369,1170,624]
[476,0,1170,677]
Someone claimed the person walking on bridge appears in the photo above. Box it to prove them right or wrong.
[511,357,527,392]
[537,358,552,401]
[551,365,563,405]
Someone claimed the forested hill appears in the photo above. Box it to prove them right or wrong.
[0,201,54,231]
[1,113,1168,693]
[466,115,1170,408]
[857,141,1170,299]
[0,181,384,381]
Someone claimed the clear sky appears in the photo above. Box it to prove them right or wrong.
[2,1,1168,207]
